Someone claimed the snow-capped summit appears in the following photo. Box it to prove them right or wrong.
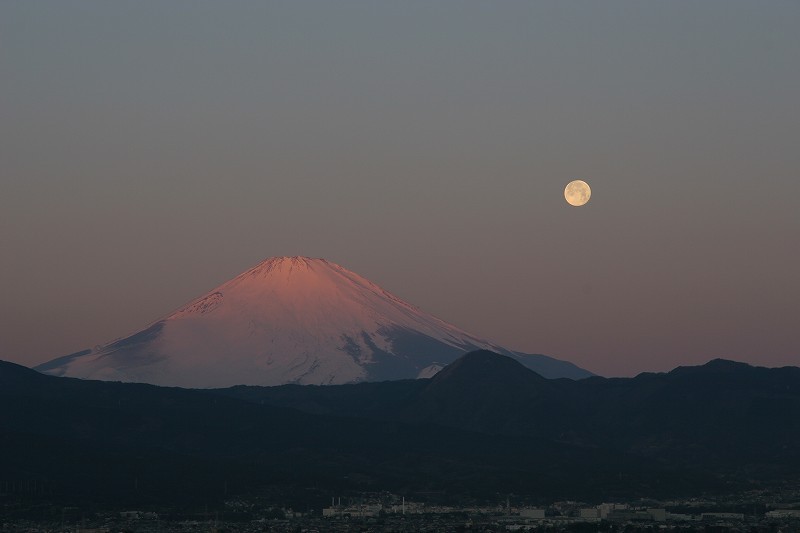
[37,256,592,387]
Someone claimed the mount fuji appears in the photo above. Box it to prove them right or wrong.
[36,256,591,387]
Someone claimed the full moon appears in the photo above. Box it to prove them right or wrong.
[564,180,591,207]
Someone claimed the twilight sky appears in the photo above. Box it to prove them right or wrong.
[2,1,798,377]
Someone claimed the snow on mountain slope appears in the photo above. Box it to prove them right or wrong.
[36,256,592,387]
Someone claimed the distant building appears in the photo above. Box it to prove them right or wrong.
[118,511,157,520]
[599,503,627,519]
[766,509,800,519]
[701,512,745,521]
[666,512,695,522]
[520,508,545,519]
[579,508,600,519]
[606,510,653,522]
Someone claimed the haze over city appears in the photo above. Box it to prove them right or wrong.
[2,1,799,377]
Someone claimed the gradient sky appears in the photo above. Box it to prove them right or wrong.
[2,1,799,377]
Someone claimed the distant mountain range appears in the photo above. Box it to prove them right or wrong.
[3,351,799,508]
[36,256,591,387]
[221,352,800,467]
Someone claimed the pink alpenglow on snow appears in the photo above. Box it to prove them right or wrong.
[37,257,592,387]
